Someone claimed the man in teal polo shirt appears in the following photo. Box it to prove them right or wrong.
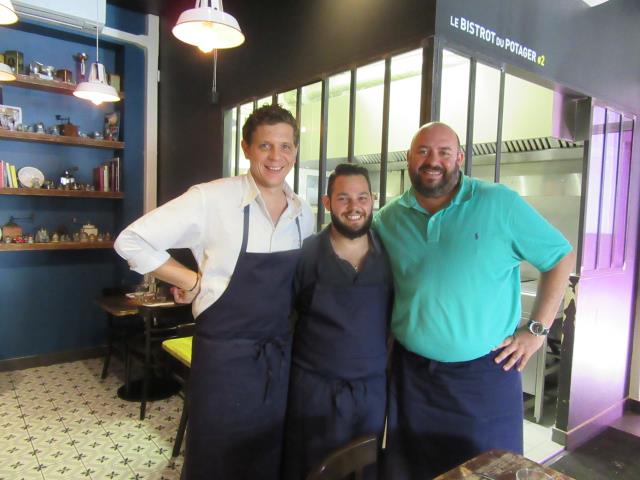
[373,122,574,478]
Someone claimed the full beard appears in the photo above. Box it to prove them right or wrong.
[330,211,373,240]
[410,164,461,198]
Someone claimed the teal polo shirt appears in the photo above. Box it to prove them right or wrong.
[373,175,572,362]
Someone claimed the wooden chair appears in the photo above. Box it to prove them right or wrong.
[306,435,379,480]
[162,329,194,457]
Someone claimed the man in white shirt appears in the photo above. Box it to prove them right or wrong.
[114,104,314,480]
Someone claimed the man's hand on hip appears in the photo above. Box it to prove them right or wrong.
[493,328,545,371]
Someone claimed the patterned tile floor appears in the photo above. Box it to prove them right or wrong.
[0,359,184,480]
[1,358,565,479]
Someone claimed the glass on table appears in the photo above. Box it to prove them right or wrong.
[516,467,553,480]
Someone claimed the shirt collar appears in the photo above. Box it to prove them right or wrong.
[398,173,473,213]
[241,171,302,217]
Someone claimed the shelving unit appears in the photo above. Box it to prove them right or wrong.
[0,187,123,199]
[11,73,125,99]
[0,64,125,254]
[0,240,115,251]
[0,129,124,149]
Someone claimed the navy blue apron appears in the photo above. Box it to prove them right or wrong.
[384,341,523,479]
[182,204,301,480]
[283,270,389,480]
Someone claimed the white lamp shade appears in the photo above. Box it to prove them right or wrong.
[581,0,610,6]
[0,62,15,81]
[0,0,18,25]
[73,62,120,106]
[172,6,245,52]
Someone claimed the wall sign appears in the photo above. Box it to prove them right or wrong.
[448,16,546,67]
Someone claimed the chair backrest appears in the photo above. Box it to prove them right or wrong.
[306,435,378,480]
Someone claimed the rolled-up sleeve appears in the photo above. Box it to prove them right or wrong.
[114,186,205,274]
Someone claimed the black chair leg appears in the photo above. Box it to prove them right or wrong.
[173,389,189,457]
[140,314,152,420]
[101,315,114,379]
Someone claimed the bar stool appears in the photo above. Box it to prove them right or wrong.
[162,334,193,457]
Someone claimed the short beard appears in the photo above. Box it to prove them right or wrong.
[410,165,461,198]
[330,211,372,240]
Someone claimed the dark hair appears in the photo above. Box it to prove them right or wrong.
[242,104,299,146]
[327,163,372,197]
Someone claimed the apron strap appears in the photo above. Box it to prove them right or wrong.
[241,204,251,254]
[242,203,303,252]
[295,215,302,248]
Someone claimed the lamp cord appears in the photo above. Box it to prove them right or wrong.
[212,49,218,93]
[95,0,99,63]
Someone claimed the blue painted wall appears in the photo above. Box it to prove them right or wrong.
[0,6,146,360]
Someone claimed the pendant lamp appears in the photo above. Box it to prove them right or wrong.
[73,0,119,106]
[0,0,18,25]
[172,0,245,53]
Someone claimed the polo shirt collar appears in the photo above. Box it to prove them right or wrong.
[398,173,473,212]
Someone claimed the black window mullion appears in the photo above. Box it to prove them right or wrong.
[294,87,302,194]
[464,57,476,177]
[380,58,391,208]
[271,93,277,105]
[421,37,436,125]
[317,78,330,230]
[495,66,505,183]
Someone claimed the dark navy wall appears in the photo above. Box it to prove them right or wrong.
[0,9,146,361]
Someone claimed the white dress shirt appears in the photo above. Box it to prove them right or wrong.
[114,173,315,317]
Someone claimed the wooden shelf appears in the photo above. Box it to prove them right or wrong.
[0,187,123,199]
[11,73,125,99]
[0,129,124,149]
[0,240,115,252]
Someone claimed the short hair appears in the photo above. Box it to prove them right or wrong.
[327,163,372,197]
[242,104,299,146]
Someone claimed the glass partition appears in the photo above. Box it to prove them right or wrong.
[298,82,322,211]
[387,48,422,199]
[470,62,501,182]
[277,89,299,188]
[439,50,470,146]
[238,102,254,175]
[354,60,385,208]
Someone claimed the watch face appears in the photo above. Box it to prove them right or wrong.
[529,321,547,335]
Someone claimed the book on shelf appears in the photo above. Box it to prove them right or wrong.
[93,157,121,192]
[10,164,17,188]
[1,160,18,188]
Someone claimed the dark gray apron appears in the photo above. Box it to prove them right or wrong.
[182,204,301,480]
[283,266,389,480]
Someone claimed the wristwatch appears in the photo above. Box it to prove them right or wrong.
[527,319,550,336]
